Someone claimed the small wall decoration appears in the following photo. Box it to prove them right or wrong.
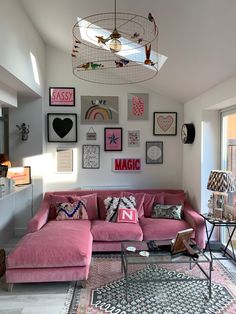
[153,112,177,136]
[57,148,73,172]
[128,130,140,147]
[81,96,119,124]
[49,87,75,106]
[86,127,97,140]
[82,145,100,169]
[146,141,163,164]
[47,113,77,142]
[104,128,122,151]
[128,93,149,120]
[7,166,31,185]
[113,158,141,172]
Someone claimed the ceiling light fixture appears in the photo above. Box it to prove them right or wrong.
[72,0,163,85]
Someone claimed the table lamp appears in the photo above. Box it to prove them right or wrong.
[207,170,235,218]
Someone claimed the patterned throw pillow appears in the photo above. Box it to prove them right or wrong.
[117,208,138,223]
[151,203,182,220]
[104,196,136,222]
[56,200,88,220]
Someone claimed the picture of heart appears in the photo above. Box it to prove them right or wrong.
[52,118,73,138]
[156,115,174,132]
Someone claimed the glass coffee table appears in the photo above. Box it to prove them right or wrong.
[121,240,212,300]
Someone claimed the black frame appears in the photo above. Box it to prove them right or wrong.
[49,87,75,106]
[0,165,8,178]
[82,145,100,169]
[146,141,163,164]
[153,112,177,136]
[104,127,123,151]
[47,113,78,143]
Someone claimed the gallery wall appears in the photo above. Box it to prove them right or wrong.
[44,46,184,191]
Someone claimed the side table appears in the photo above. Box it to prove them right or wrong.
[201,214,236,266]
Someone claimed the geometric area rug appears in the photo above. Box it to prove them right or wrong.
[63,256,236,314]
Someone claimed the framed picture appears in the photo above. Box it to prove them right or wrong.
[146,141,163,164]
[81,96,119,124]
[47,113,77,142]
[7,166,31,185]
[104,128,123,151]
[82,145,100,169]
[56,148,73,172]
[153,112,177,136]
[49,87,75,106]
[128,130,140,147]
[0,165,8,178]
[128,93,149,120]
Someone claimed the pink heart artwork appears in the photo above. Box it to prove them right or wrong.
[156,115,174,132]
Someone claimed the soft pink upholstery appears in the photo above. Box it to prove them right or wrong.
[91,220,143,241]
[6,266,90,283]
[7,220,92,268]
[6,188,205,285]
[140,217,191,241]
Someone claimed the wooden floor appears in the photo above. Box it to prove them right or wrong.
[0,238,71,314]
[1,238,236,314]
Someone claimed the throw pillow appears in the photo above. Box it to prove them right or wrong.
[49,194,70,220]
[151,203,183,220]
[143,192,164,217]
[104,195,137,222]
[122,192,145,218]
[69,193,98,220]
[56,200,88,221]
[98,192,123,219]
[164,192,185,205]
[117,207,138,223]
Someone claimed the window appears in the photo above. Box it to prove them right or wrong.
[221,108,236,250]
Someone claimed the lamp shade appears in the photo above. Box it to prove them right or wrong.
[207,170,235,192]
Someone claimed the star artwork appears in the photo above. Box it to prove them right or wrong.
[108,133,119,144]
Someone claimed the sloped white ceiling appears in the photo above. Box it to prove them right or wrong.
[20,0,236,103]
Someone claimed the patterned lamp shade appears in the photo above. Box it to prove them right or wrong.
[207,170,235,192]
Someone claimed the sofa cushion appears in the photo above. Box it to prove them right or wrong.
[7,220,92,269]
[143,193,164,217]
[151,204,183,220]
[56,200,88,220]
[49,194,70,220]
[140,217,191,241]
[91,220,143,241]
[105,195,136,222]
[69,193,98,220]
[117,208,138,223]
[164,193,185,205]
[98,192,123,219]
[122,192,145,217]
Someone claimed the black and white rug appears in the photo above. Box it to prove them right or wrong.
[65,256,236,314]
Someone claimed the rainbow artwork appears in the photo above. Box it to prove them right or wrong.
[81,96,119,124]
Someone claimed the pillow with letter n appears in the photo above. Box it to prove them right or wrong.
[56,200,88,221]
[151,203,183,220]
[104,196,138,223]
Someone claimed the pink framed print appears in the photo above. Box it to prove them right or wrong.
[104,128,123,151]
[49,87,75,106]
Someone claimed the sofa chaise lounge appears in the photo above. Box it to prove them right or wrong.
[6,189,205,287]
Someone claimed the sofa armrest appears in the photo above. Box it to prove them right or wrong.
[27,199,50,232]
[184,202,205,249]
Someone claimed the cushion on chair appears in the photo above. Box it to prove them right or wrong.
[91,220,143,241]
[140,217,191,241]
[143,193,164,217]
[69,193,98,220]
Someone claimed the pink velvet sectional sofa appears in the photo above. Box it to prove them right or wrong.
[6,189,205,286]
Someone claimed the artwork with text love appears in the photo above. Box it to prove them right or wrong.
[153,112,177,135]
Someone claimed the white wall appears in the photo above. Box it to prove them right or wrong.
[183,74,236,211]
[0,0,45,97]
[45,46,184,191]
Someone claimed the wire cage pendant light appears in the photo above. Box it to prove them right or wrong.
[72,0,159,85]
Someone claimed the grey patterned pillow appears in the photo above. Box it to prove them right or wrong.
[151,203,182,220]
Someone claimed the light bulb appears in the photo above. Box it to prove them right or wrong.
[109,38,121,53]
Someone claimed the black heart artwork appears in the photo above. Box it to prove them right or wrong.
[52,118,73,138]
